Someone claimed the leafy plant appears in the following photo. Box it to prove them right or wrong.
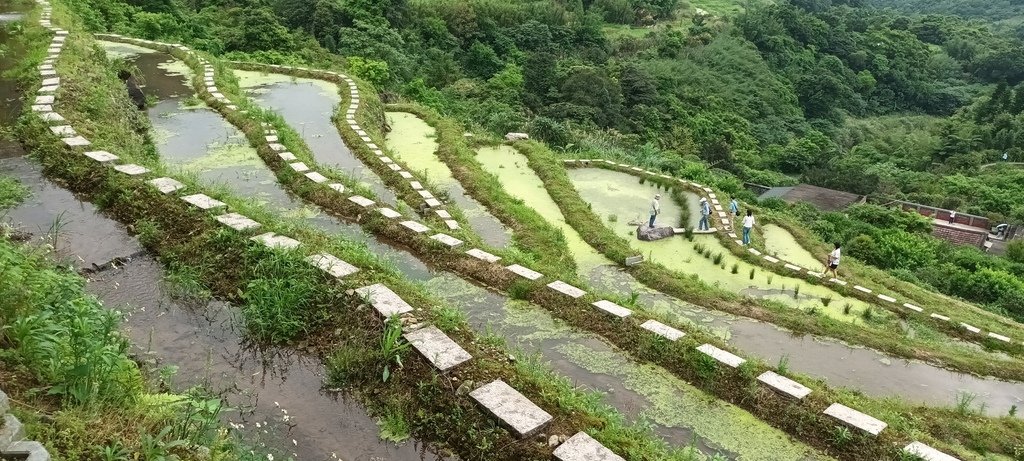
[731,263,739,274]
[379,318,410,383]
[830,425,853,446]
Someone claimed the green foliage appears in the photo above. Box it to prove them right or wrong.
[0,176,28,209]
[1007,239,1024,264]
[346,56,391,88]
[241,250,318,343]
[379,318,410,383]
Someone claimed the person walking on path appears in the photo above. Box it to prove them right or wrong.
[826,242,841,278]
[698,197,711,231]
[949,210,957,224]
[730,198,739,218]
[742,210,755,245]
[649,194,661,228]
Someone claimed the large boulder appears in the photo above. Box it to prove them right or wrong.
[505,132,530,142]
[637,225,675,241]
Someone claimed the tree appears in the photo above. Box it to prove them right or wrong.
[1008,239,1024,264]
[464,40,503,79]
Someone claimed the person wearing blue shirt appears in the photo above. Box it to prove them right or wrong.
[729,198,739,218]
[698,197,711,231]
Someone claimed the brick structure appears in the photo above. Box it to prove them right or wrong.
[932,222,988,248]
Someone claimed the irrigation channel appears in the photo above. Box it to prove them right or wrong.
[476,146,1024,416]
[88,42,841,459]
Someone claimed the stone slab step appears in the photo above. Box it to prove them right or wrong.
[469,380,552,438]
[249,232,301,250]
[823,403,886,435]
[763,255,780,264]
[877,294,896,303]
[640,320,685,341]
[278,152,296,161]
[547,280,585,298]
[113,164,150,176]
[84,150,118,163]
[181,193,226,210]
[401,220,430,233]
[288,162,309,173]
[148,177,184,194]
[435,209,452,219]
[425,198,442,207]
[3,441,50,461]
[305,172,328,183]
[592,300,631,318]
[930,313,950,321]
[403,325,472,371]
[624,255,643,266]
[696,344,745,368]
[988,332,1011,343]
[444,219,459,230]
[348,195,375,207]
[757,371,811,400]
[853,285,872,294]
[0,389,7,414]
[553,432,624,461]
[378,208,401,219]
[306,253,359,278]
[62,136,91,147]
[903,442,961,461]
[354,283,414,317]
[215,213,261,231]
[430,233,463,247]
[960,322,980,334]
[466,248,501,263]
[903,303,924,313]
[0,414,25,449]
[506,264,542,280]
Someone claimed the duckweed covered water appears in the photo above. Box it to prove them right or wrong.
[761,224,824,269]
[384,112,511,248]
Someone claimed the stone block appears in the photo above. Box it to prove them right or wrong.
[988,332,1011,343]
[399,171,414,179]
[83,150,118,163]
[32,104,53,113]
[38,85,58,93]
[379,156,394,164]
[36,95,56,105]
[823,403,886,436]
[637,226,675,241]
[902,303,924,313]
[181,193,226,210]
[249,232,301,250]
[757,371,811,400]
[763,255,780,263]
[360,136,372,143]
[305,172,328,183]
[592,300,631,318]
[265,135,278,143]
[404,325,472,371]
[470,380,551,438]
[696,344,745,368]
[387,163,402,171]
[113,164,150,176]
[960,322,980,334]
[435,209,452,219]
[624,255,644,266]
[783,263,802,271]
[727,233,737,238]
[0,414,23,451]
[40,112,64,122]
[401,220,430,233]
[215,213,261,231]
[410,181,423,190]
[210,92,225,99]
[377,208,401,219]
[288,162,309,172]
[306,253,359,278]
[268,143,286,152]
[0,389,8,414]
[354,283,414,317]
[4,441,50,461]
[853,285,872,294]
[366,143,379,150]
[877,294,896,303]
[424,198,442,207]
[902,442,960,461]
[553,432,624,461]
[328,183,345,193]
[348,195,374,207]
[466,248,501,263]
[547,281,585,298]
[829,278,848,286]
[640,320,685,341]
[506,264,542,280]
[430,233,463,247]
[278,152,297,161]
[444,219,459,230]
[417,190,434,200]
[748,248,762,256]
[807,271,824,278]
[62,136,91,147]
[734,240,744,246]
[930,313,950,321]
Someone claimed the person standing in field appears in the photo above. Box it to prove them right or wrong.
[742,210,754,245]
[949,210,957,224]
[649,194,661,228]
[698,197,711,231]
[827,242,842,278]
[730,198,739,218]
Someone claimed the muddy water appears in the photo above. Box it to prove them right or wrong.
[0,1,30,158]
[231,70,396,205]
[383,112,511,248]
[760,224,822,269]
[474,148,1024,415]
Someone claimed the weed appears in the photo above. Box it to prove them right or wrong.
[693,242,706,254]
[607,213,618,223]
[684,227,694,240]
[379,317,410,383]
[694,352,719,381]
[242,251,317,343]
[861,307,875,322]
[807,305,820,315]
[712,253,723,265]
[749,268,755,280]
[843,303,853,315]
[954,391,978,415]
[766,274,773,285]
[507,280,533,300]
[1010,405,1018,417]
[731,263,739,274]
[702,248,712,259]
[625,290,640,307]
[433,305,467,331]
[377,411,411,442]
[777,355,790,374]
[793,284,800,299]
[830,426,853,446]
[821,296,832,307]
[326,343,368,387]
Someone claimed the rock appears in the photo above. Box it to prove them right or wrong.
[636,225,675,241]
[456,380,475,396]
[549,435,561,447]
[505,132,529,141]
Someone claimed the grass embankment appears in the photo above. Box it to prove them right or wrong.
[515,140,1024,377]
[16,14,693,461]
[90,31,1024,458]
[182,58,1024,458]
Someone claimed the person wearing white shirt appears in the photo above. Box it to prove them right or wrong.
[827,242,842,278]
[741,210,755,245]
[649,194,661,228]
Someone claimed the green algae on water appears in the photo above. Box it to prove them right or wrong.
[181,142,263,173]
[761,224,823,269]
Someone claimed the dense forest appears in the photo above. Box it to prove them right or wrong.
[64,0,1024,315]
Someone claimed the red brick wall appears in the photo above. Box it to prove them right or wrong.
[899,203,990,229]
[932,224,988,248]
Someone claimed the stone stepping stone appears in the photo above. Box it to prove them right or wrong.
[148,177,184,194]
[989,332,1011,343]
[424,198,442,207]
[305,172,328,183]
[249,232,301,250]
[378,208,401,219]
[84,150,118,163]
[763,255,780,263]
[354,283,414,317]
[783,263,801,271]
[360,136,372,143]
[902,303,924,313]
[278,152,297,161]
[592,300,631,318]
[328,183,345,193]
[960,322,980,334]
[696,344,746,368]
[348,195,374,207]
[829,278,848,286]
[757,371,811,400]
[748,248,762,256]
[404,325,472,371]
[430,233,463,247]
[444,219,459,230]
[469,380,552,438]
[40,112,64,122]
[734,239,744,246]
[399,171,414,179]
[306,253,359,278]
[417,190,434,199]
[0,413,23,448]
[853,285,872,293]
[387,163,402,172]
[3,441,49,461]
[288,162,309,172]
[38,85,58,93]
[547,280,585,298]
[553,432,624,461]
[265,135,278,143]
[807,271,824,278]
[410,181,423,190]
[380,156,394,164]
[62,136,90,147]
[435,209,452,219]
[181,193,226,210]
[877,294,896,303]
[466,248,501,263]
[400,220,430,233]
[640,320,685,341]
[930,313,950,321]
[215,213,261,231]
[113,164,150,176]
[268,143,286,152]
[32,104,53,112]
[823,403,886,436]
[902,442,960,461]
[506,264,542,280]
[366,143,379,150]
